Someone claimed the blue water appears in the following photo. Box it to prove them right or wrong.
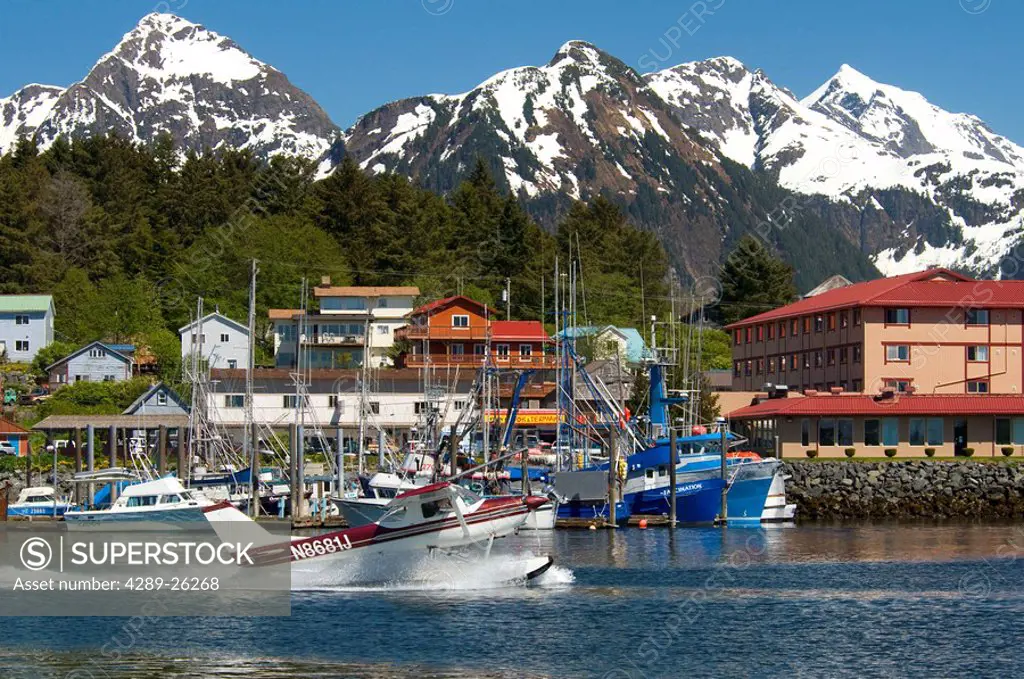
[3,523,1024,678]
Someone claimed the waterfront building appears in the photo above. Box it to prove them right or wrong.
[728,267,1024,395]
[0,418,30,456]
[395,295,554,369]
[46,341,133,387]
[178,312,250,370]
[269,282,419,369]
[122,382,190,417]
[0,294,54,363]
[728,390,1024,459]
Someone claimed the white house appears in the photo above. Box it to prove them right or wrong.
[47,341,133,387]
[0,295,54,362]
[269,281,419,370]
[178,312,251,370]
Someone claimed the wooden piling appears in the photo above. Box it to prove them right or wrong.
[157,425,168,475]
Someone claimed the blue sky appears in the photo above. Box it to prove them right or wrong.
[0,0,1017,140]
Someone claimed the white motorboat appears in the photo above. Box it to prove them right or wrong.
[64,476,216,530]
[6,486,77,518]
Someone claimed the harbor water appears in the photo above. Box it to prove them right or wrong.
[2,521,1023,678]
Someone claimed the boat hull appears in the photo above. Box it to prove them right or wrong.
[64,505,208,530]
[7,503,76,518]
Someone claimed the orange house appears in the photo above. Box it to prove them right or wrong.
[395,296,554,369]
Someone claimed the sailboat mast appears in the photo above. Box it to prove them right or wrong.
[245,259,259,517]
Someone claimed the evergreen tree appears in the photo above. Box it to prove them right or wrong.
[719,235,797,325]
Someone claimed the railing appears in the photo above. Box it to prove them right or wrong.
[403,353,558,368]
[394,327,491,341]
[300,334,364,346]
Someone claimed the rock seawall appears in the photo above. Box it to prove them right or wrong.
[784,461,1024,519]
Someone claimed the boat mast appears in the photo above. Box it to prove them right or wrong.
[245,259,259,517]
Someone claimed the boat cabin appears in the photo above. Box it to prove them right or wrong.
[15,486,58,505]
[112,477,201,509]
[378,483,481,528]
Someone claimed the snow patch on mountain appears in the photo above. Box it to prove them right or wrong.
[0,84,64,153]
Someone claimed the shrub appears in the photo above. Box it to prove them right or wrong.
[884,448,898,458]
[1002,447,1014,457]
[924,448,936,458]
[844,448,856,458]
[963,448,975,458]
[805,449,818,459]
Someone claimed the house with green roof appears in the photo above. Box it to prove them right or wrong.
[0,295,54,362]
[558,325,653,366]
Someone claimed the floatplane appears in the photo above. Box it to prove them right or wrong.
[206,481,555,586]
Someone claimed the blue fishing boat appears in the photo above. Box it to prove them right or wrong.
[7,487,77,517]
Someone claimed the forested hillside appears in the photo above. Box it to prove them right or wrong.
[0,134,672,352]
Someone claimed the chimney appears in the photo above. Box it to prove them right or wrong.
[904,385,917,395]
[875,387,896,402]
[805,389,819,396]
[830,386,844,395]
[320,275,331,287]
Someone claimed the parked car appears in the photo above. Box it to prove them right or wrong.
[0,441,18,456]
[17,387,50,405]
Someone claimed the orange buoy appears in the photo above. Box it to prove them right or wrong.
[638,518,648,529]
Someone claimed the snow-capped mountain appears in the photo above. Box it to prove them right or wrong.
[0,84,63,152]
[0,13,339,160]
[646,58,1024,277]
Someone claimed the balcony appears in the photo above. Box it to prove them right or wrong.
[300,333,365,347]
[395,326,491,342]
[403,353,558,369]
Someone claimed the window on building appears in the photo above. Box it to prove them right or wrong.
[156,392,168,406]
[965,309,989,326]
[819,419,836,446]
[219,333,229,343]
[103,374,116,382]
[886,345,910,362]
[885,379,912,393]
[415,401,429,414]
[15,315,28,325]
[885,308,910,325]
[791,319,800,336]
[757,325,764,342]
[474,344,486,356]
[853,345,862,363]
[224,395,244,408]
[882,418,899,446]
[791,354,799,370]
[734,361,742,377]
[814,351,823,368]
[755,359,764,375]
[496,344,510,360]
[839,311,849,329]
[814,315,824,333]
[745,361,752,377]
[768,357,776,373]
[996,418,1012,445]
[452,315,469,328]
[864,419,881,446]
[16,340,29,352]
[779,321,787,338]
[801,419,810,446]
[450,344,465,356]
[519,344,532,359]
[909,418,926,446]
[840,347,848,364]
[827,313,836,331]
[852,379,862,391]
[745,327,752,344]
[778,357,785,373]
[453,400,465,411]
[967,345,989,362]
[827,349,836,366]
[803,317,811,333]
[328,394,338,408]
[803,353,810,369]
[89,348,103,358]
[853,308,862,326]
[837,419,854,446]
[927,418,944,445]
[227,359,237,369]
[377,325,390,335]
[378,298,389,308]
[734,329,742,345]
[191,333,207,345]
[1014,419,1024,445]
[283,395,298,409]
[967,380,989,393]
[767,324,774,340]
[369,401,380,415]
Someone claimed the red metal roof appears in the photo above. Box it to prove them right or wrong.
[728,393,1024,419]
[411,295,491,317]
[725,268,976,329]
[0,419,28,435]
[490,320,550,341]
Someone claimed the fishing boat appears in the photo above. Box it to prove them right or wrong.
[6,487,77,518]
[236,482,554,585]
[64,475,216,529]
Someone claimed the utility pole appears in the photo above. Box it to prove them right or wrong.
[504,277,511,319]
